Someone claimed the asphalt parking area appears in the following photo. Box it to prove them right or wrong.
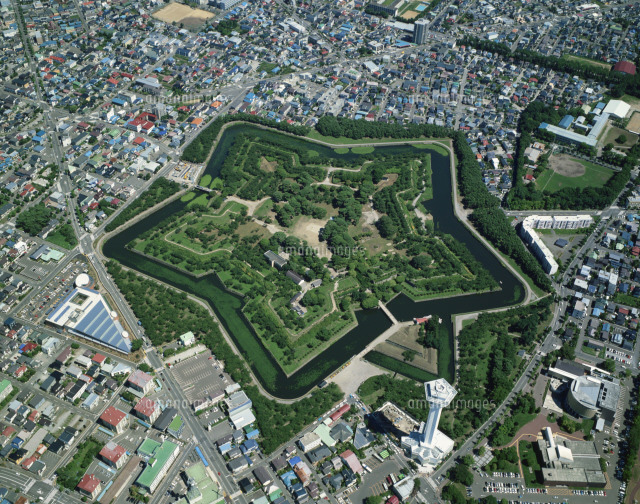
[170,350,228,403]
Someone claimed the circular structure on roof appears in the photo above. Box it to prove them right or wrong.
[613,61,637,76]
[122,331,129,339]
[566,375,599,419]
[75,273,91,287]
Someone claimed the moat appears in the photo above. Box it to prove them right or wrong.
[103,124,526,399]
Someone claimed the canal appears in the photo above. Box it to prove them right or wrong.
[103,124,525,399]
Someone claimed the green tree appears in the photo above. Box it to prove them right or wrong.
[377,216,397,239]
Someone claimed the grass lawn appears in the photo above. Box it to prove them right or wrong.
[360,387,385,406]
[613,292,640,309]
[188,193,210,207]
[337,276,359,292]
[622,94,640,107]
[560,54,611,71]
[200,174,212,187]
[496,248,547,299]
[536,159,613,193]
[461,318,476,329]
[46,226,78,250]
[603,125,639,149]
[513,411,538,431]
[351,145,375,154]
[334,147,349,154]
[414,142,450,156]
[364,350,439,382]
[582,343,598,356]
[519,440,543,488]
[254,198,274,218]
[258,62,278,73]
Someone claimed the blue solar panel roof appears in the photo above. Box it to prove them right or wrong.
[50,287,131,353]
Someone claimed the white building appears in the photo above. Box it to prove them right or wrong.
[298,432,322,453]
[519,215,593,275]
[401,379,457,470]
[603,100,630,119]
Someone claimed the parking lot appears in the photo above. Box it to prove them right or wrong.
[14,241,64,282]
[170,349,229,403]
[19,257,88,322]
[345,455,405,504]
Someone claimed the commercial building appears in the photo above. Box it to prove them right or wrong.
[392,478,415,501]
[298,432,322,453]
[99,441,128,469]
[536,428,606,488]
[226,390,255,430]
[46,286,132,353]
[99,406,129,434]
[175,462,224,504]
[135,77,162,94]
[179,331,195,346]
[566,375,620,424]
[192,389,224,413]
[136,438,180,493]
[413,19,428,45]
[548,359,620,425]
[77,473,102,499]
[168,415,185,439]
[134,397,161,424]
[127,369,155,395]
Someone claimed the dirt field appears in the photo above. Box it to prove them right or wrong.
[401,10,419,19]
[152,2,214,28]
[628,112,640,135]
[548,154,585,177]
[361,203,380,226]
[291,216,331,258]
[377,173,399,189]
[260,157,278,173]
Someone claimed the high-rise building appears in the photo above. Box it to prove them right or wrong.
[401,378,457,468]
[413,19,428,45]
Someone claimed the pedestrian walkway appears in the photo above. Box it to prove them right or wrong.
[378,300,398,325]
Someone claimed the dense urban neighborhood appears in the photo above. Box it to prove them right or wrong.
[1,0,640,504]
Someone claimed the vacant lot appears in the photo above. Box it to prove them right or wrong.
[536,154,613,193]
[152,2,214,28]
[561,54,611,71]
